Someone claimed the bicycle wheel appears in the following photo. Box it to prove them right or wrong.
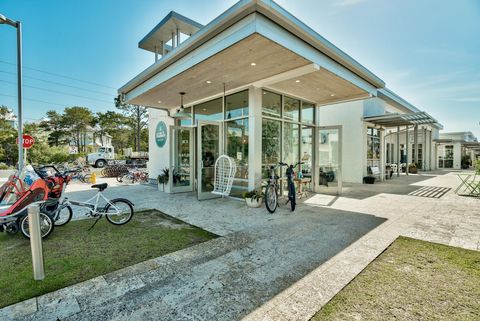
[289,183,296,212]
[264,185,278,213]
[122,173,135,184]
[20,212,55,239]
[104,199,134,225]
[82,174,92,183]
[53,205,73,226]
[116,174,124,183]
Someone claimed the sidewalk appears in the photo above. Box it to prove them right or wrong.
[1,172,478,320]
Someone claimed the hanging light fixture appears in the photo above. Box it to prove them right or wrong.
[171,92,192,119]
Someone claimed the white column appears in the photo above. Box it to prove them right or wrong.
[176,27,180,47]
[380,128,385,182]
[396,126,400,177]
[405,126,409,175]
[248,86,263,191]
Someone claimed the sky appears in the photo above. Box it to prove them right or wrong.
[1,0,479,137]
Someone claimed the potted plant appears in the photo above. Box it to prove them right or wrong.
[157,168,169,191]
[243,190,263,208]
[408,163,418,174]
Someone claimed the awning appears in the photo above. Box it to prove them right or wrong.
[363,112,440,128]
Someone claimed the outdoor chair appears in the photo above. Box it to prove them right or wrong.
[455,172,480,197]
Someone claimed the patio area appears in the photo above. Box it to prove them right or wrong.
[1,170,478,320]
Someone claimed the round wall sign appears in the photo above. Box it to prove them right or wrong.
[155,121,168,148]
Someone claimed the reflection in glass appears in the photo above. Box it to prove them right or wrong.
[283,122,299,166]
[195,98,223,123]
[302,102,315,125]
[301,126,313,178]
[225,90,248,119]
[284,96,300,122]
[172,128,192,188]
[318,128,339,186]
[201,124,220,193]
[262,119,281,178]
[262,91,281,118]
[225,119,249,197]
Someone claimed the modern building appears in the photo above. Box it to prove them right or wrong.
[119,0,442,198]
[319,88,442,185]
[435,132,479,170]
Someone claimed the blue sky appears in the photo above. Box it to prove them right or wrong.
[1,0,479,137]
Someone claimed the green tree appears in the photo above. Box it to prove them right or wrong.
[96,111,131,153]
[61,107,94,153]
[0,106,17,165]
[115,95,148,152]
[39,110,69,147]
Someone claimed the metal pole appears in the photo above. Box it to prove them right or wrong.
[17,21,24,170]
[396,126,400,177]
[28,205,45,281]
[405,126,409,175]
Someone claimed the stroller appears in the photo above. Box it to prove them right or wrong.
[0,165,55,239]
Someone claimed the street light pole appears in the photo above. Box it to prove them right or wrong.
[0,14,23,169]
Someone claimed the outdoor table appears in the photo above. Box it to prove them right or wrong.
[294,178,311,198]
[454,174,472,194]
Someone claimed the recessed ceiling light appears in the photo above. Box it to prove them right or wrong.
[251,62,256,66]
[202,108,207,111]
[206,80,212,84]
[157,100,162,103]
[295,80,301,83]
[330,94,335,97]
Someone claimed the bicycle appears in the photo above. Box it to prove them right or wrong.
[117,168,149,184]
[264,162,303,213]
[38,167,134,228]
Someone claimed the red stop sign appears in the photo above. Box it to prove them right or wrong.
[16,135,35,149]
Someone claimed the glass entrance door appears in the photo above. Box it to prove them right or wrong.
[315,126,342,195]
[169,126,194,193]
[197,121,222,200]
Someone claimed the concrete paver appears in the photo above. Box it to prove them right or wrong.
[2,171,478,321]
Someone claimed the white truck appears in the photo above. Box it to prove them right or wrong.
[87,146,115,168]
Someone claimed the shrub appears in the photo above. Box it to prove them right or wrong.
[243,189,263,200]
[0,163,11,170]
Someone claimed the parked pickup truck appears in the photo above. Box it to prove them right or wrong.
[87,147,149,168]
[87,146,115,168]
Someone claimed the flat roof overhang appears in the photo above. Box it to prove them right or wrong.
[364,112,440,128]
[119,0,386,106]
[126,33,371,109]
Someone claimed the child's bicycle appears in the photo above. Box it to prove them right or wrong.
[264,162,303,213]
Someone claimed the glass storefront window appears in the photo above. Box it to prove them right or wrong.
[225,90,248,119]
[302,102,315,125]
[367,127,381,168]
[225,119,249,197]
[301,126,313,178]
[262,91,281,118]
[284,96,300,122]
[262,119,281,177]
[283,122,299,167]
[194,98,223,122]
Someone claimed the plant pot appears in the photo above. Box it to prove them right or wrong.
[245,197,263,208]
[409,168,418,174]
[363,176,375,184]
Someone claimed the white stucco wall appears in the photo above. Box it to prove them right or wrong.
[319,100,365,183]
[148,108,174,186]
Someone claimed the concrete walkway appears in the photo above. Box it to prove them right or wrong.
[1,171,478,320]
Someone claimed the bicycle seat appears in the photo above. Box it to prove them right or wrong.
[91,183,108,191]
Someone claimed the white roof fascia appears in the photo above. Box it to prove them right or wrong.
[119,0,385,96]
[378,88,420,113]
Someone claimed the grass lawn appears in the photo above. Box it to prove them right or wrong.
[0,210,216,308]
[312,237,480,321]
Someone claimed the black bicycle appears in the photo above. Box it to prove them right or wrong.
[264,162,303,213]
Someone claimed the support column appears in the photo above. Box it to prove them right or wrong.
[154,46,158,62]
[176,27,180,47]
[380,128,385,182]
[396,126,400,177]
[423,127,427,171]
[161,40,165,56]
[248,86,262,191]
[413,124,419,165]
[405,125,409,175]
[171,32,176,48]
